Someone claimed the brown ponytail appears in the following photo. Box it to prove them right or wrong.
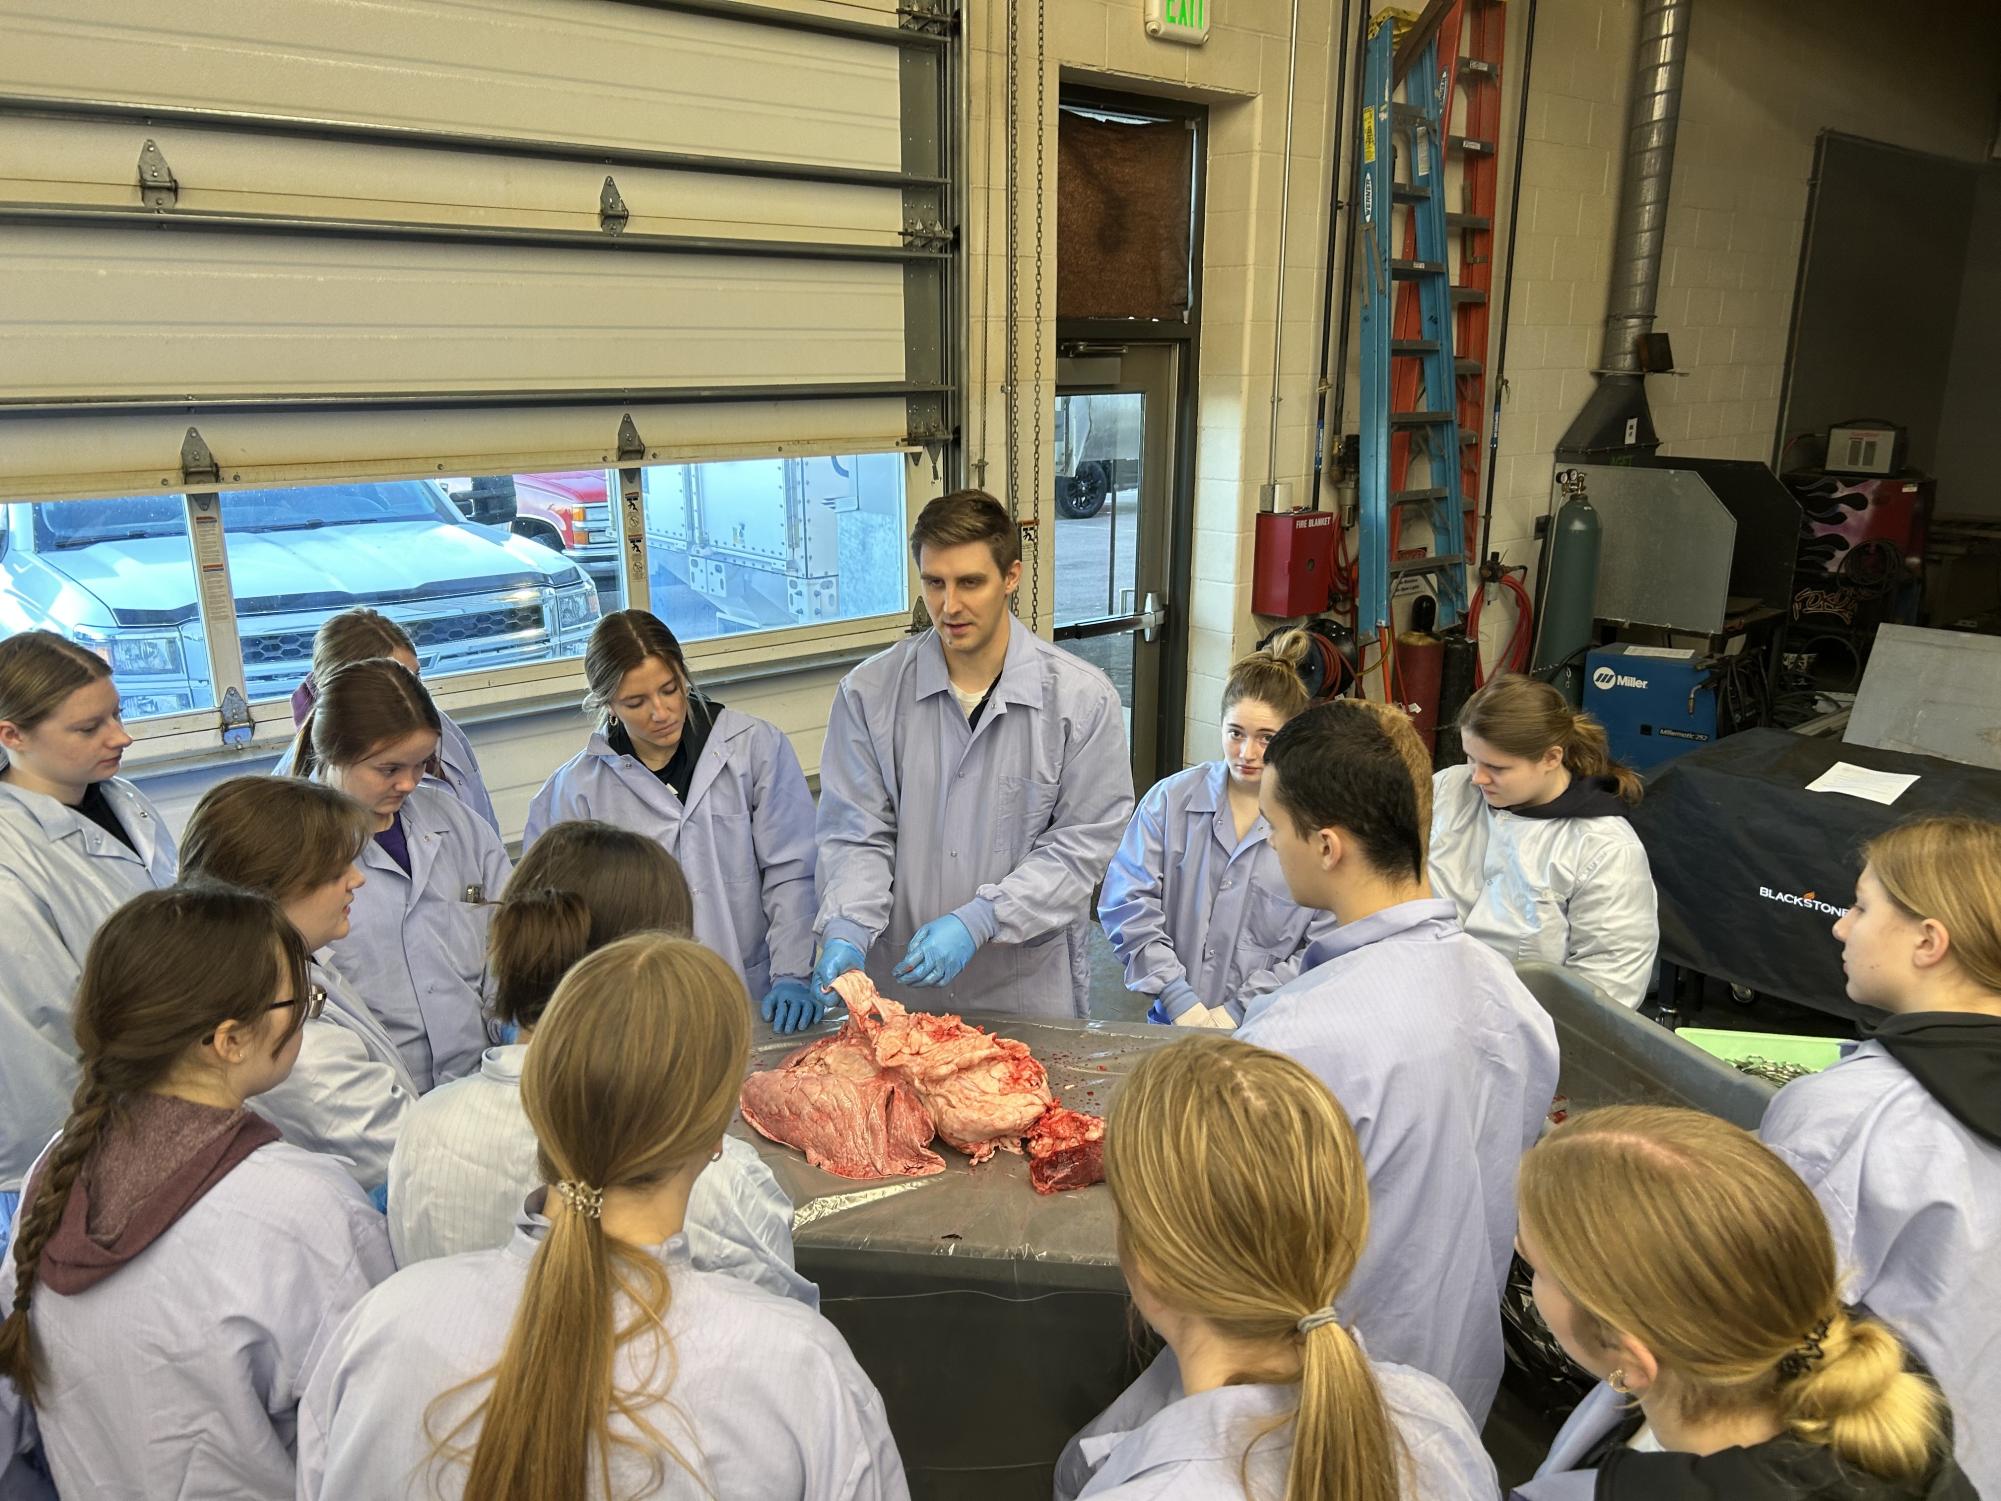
[289,657,441,780]
[428,935,750,1499]
[1106,1036,1404,1501]
[1223,631,1313,721]
[1519,1106,1947,1486]
[491,821,694,1030]
[1457,673,1644,804]
[0,884,310,1404]
[310,607,415,683]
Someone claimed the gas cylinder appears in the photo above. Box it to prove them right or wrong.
[1531,468,1601,706]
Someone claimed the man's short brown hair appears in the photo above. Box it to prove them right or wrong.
[909,489,1021,572]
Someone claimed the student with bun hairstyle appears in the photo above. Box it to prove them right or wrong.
[0,885,393,1501]
[1098,633,1338,1029]
[0,632,178,1240]
[1761,816,2001,1496]
[291,657,512,1089]
[525,609,820,1034]
[1056,1035,1494,1501]
[1430,673,1660,1007]
[386,820,811,1306]
[299,934,906,1501]
[1514,1105,1973,1501]
[179,776,420,1193]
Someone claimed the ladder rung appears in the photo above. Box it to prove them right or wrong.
[1460,429,1480,446]
[1451,287,1488,304]
[1390,258,1447,277]
[1459,58,1500,78]
[1450,136,1497,155]
[1390,103,1428,127]
[1446,212,1493,231]
[1392,184,1431,203]
[1455,357,1483,375]
[1390,554,1468,576]
[1390,410,1456,427]
[1391,338,1440,355]
[1391,488,1449,505]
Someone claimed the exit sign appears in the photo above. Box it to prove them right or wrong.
[1145,0,1210,45]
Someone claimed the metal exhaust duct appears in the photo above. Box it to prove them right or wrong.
[1556,0,1691,459]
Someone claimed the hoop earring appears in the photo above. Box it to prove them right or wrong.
[1609,1369,1630,1395]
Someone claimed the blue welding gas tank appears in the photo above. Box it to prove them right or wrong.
[1532,469,1602,705]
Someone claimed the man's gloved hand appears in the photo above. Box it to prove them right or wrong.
[1173,1003,1232,1029]
[892,915,979,988]
[1145,977,1206,1027]
[810,938,866,1000]
[760,977,822,1035]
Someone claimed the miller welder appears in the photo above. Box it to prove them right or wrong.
[1583,643,1719,770]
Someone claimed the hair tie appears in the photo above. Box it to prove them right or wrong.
[1778,1317,1831,1381]
[1295,1306,1341,1336]
[554,1180,604,1220]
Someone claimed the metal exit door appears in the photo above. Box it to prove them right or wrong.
[1051,343,1179,789]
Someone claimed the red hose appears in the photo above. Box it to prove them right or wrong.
[1466,571,1534,686]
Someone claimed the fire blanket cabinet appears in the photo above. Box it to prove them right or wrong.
[1251,509,1337,617]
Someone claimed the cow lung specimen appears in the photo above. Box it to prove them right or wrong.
[739,1029,945,1179]
[1026,1106,1107,1195]
[740,973,1101,1187]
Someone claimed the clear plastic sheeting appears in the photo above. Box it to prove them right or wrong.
[732,1012,1170,1292]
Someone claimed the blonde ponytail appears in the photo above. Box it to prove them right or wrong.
[1780,1310,1944,1485]
[1291,1320,1403,1501]
[1458,672,1643,804]
[1108,1037,1404,1501]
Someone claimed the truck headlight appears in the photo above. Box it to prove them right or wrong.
[554,582,601,633]
[75,629,186,678]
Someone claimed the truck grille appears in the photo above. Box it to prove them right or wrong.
[241,603,546,667]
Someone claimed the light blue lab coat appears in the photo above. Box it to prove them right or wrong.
[275,707,497,835]
[1055,1346,1496,1501]
[1098,760,1337,1020]
[1509,1381,1627,1501]
[522,709,817,999]
[1761,1042,2001,1498]
[0,1314,54,1501]
[321,785,512,1091]
[299,1214,909,1501]
[815,618,1135,1018]
[0,1139,393,1501]
[386,1043,816,1307]
[251,955,420,1193]
[0,775,177,1191]
[1236,899,1561,1423]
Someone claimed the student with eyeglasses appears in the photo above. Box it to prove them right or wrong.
[179,776,421,1196]
[0,885,393,1501]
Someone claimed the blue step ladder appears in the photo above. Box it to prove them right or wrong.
[1356,13,1470,635]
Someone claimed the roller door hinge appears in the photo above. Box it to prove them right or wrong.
[180,426,219,486]
[616,412,647,464]
[599,175,629,236]
[138,139,178,211]
[900,209,952,253]
[898,0,956,37]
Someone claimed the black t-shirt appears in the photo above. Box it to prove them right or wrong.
[75,781,136,854]
[608,692,719,803]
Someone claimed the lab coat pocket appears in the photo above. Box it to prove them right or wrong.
[1247,881,1307,950]
[992,776,1061,861]
[706,810,763,919]
[447,896,496,987]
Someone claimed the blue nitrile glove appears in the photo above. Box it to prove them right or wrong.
[761,977,822,1036]
[893,914,978,988]
[811,938,866,1000]
[1145,977,1203,1027]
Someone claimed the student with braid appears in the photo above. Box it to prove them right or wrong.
[298,934,905,1500]
[1056,1036,1494,1501]
[0,885,393,1501]
[1512,1105,1974,1501]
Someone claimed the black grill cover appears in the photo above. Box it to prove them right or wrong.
[1631,728,2001,1022]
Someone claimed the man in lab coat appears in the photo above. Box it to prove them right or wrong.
[810,489,1134,1020]
[1234,698,1559,1425]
